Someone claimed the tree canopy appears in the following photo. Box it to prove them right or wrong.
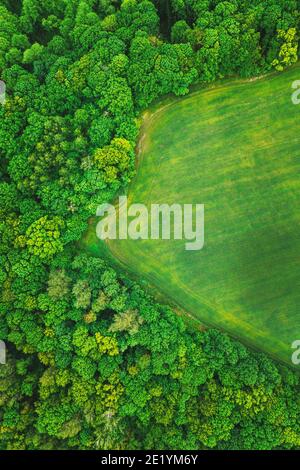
[0,0,300,450]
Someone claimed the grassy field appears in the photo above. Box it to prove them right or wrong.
[82,65,300,365]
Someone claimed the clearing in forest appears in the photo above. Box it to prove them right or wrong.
[83,64,300,365]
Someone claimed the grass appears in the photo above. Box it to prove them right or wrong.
[82,64,300,365]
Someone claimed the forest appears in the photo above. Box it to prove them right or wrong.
[0,0,300,450]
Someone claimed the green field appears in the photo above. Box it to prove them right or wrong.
[83,65,300,365]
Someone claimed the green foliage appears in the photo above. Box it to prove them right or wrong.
[109,309,144,335]
[0,0,300,452]
[23,42,44,64]
[1,254,300,449]
[47,269,70,299]
[93,137,133,184]
[24,216,64,260]
[272,28,298,71]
